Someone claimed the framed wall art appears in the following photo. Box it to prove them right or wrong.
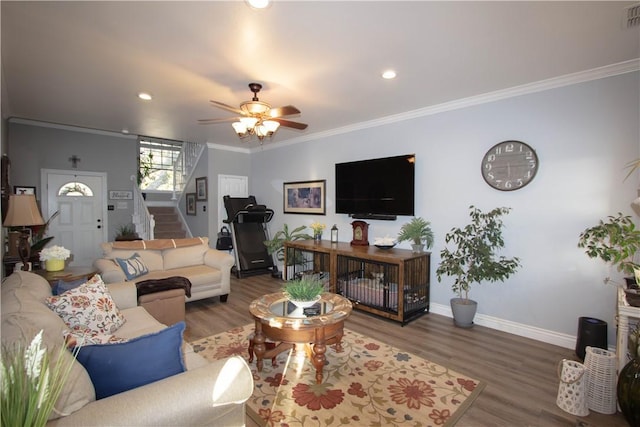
[283,179,326,215]
[186,193,196,215]
[196,177,207,201]
[14,186,36,197]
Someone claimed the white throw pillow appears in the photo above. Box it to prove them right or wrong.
[46,274,126,335]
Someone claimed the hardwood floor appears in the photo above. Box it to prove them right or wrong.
[185,274,628,427]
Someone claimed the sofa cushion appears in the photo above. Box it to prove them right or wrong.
[101,243,164,272]
[45,275,126,335]
[75,321,186,399]
[115,252,149,280]
[1,271,52,306]
[163,244,208,270]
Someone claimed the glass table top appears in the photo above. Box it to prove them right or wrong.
[249,292,352,328]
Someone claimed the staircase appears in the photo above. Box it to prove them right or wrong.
[148,206,186,239]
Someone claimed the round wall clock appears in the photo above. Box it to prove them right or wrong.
[350,221,369,246]
[481,140,538,191]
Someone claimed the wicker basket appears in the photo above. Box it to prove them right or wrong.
[583,346,617,414]
[556,359,589,416]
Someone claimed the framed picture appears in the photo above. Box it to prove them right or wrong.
[196,177,207,201]
[186,193,196,215]
[283,180,326,215]
[14,186,36,197]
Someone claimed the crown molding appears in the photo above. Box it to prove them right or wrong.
[7,117,138,140]
[206,142,251,153]
[252,58,640,152]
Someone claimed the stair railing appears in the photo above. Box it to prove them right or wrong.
[132,177,155,240]
[172,141,204,200]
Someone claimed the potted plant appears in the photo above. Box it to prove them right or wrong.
[137,152,154,186]
[39,245,71,272]
[115,224,139,241]
[577,212,640,305]
[397,217,434,253]
[282,277,325,308]
[436,206,521,328]
[263,224,313,279]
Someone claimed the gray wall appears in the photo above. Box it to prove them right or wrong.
[177,145,250,239]
[249,71,640,346]
[7,122,138,240]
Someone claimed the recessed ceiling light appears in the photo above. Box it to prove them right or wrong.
[138,92,152,101]
[382,70,397,79]
[246,0,270,9]
[121,129,130,134]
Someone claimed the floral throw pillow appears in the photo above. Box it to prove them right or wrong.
[46,274,126,335]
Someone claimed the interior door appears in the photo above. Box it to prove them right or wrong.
[42,170,107,267]
[218,174,248,230]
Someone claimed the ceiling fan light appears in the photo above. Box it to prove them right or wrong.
[232,121,248,136]
[255,124,268,137]
[241,101,270,115]
[239,117,258,130]
[263,120,280,133]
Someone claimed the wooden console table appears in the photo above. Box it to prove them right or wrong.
[284,240,430,324]
[617,287,640,372]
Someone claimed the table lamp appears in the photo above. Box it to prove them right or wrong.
[3,194,45,271]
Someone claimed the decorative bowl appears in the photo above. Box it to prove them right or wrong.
[374,244,396,250]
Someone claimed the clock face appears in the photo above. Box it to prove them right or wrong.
[481,140,538,191]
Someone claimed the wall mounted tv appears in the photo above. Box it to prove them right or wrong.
[335,154,415,220]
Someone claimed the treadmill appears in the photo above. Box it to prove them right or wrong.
[223,195,275,278]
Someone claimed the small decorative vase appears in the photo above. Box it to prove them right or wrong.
[290,296,321,309]
[45,258,65,272]
[411,243,424,253]
[618,357,640,427]
[314,233,322,243]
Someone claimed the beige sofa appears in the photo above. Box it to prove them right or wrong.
[1,271,253,426]
[93,237,235,303]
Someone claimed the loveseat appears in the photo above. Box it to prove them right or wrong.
[93,237,235,303]
[1,271,254,426]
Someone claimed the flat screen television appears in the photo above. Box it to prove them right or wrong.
[335,154,415,219]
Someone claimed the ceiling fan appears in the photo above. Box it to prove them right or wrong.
[198,83,308,141]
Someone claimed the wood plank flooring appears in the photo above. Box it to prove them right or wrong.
[185,273,628,427]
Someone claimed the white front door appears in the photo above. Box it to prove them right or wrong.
[218,174,248,230]
[41,169,108,267]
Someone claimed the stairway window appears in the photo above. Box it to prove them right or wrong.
[138,137,183,192]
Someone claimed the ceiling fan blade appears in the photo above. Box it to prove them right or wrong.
[272,118,308,130]
[197,117,240,124]
[209,100,245,115]
[269,105,301,118]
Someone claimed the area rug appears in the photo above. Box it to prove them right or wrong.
[191,324,485,427]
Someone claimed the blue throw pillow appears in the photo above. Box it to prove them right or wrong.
[115,252,149,280]
[53,277,87,295]
[75,322,186,399]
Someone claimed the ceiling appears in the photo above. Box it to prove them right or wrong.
[2,1,639,149]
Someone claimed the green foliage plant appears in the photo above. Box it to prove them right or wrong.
[282,277,325,301]
[263,224,312,266]
[397,217,435,248]
[436,205,521,302]
[578,213,640,282]
[137,152,154,186]
[115,224,137,239]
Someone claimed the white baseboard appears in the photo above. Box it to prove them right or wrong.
[429,302,577,350]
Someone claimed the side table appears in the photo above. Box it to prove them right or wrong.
[617,287,640,373]
[34,266,98,287]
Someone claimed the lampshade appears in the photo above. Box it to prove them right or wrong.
[632,196,640,217]
[3,194,45,227]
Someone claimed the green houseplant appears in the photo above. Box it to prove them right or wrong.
[436,206,521,328]
[282,277,325,303]
[263,224,313,278]
[577,212,640,286]
[397,217,434,253]
[115,224,139,241]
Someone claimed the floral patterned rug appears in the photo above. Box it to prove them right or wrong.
[191,324,485,427]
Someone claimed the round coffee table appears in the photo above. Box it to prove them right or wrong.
[249,292,352,384]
